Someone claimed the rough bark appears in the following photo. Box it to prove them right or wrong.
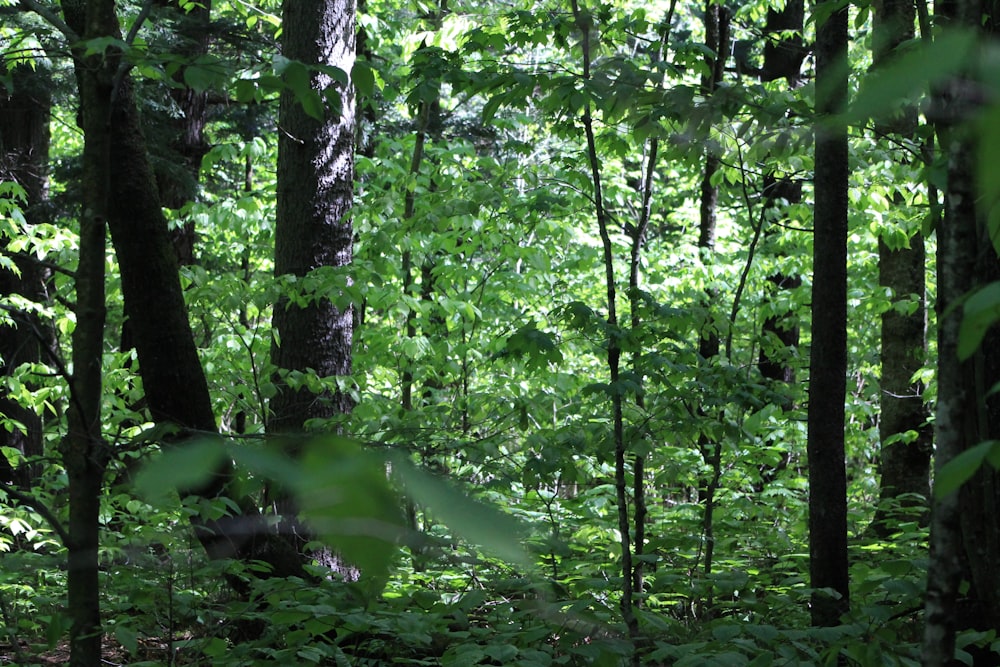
[60,0,280,574]
[266,0,355,566]
[270,0,356,434]
[871,0,932,532]
[808,0,850,628]
[0,62,51,489]
[922,83,978,667]
[922,3,1000,663]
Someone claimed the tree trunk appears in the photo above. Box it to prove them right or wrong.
[696,0,728,607]
[870,0,932,534]
[0,62,51,489]
[266,0,355,563]
[922,4,1000,663]
[270,0,356,436]
[922,75,978,667]
[60,0,273,572]
[757,0,805,392]
[808,0,850,628]
[59,2,115,663]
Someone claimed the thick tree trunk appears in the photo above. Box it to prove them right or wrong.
[266,0,355,567]
[871,0,932,533]
[808,0,850,628]
[922,86,978,667]
[269,0,356,435]
[923,4,1000,663]
[60,0,280,575]
[0,62,51,489]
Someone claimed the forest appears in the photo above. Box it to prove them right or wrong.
[2,0,1000,665]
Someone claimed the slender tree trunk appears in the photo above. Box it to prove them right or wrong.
[570,0,637,657]
[871,0,931,533]
[758,0,806,392]
[808,0,850,628]
[0,62,51,490]
[696,0,729,609]
[59,3,115,663]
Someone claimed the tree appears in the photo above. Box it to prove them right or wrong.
[871,0,932,533]
[758,0,806,393]
[808,0,850,628]
[923,3,1000,662]
[267,0,356,549]
[0,59,51,490]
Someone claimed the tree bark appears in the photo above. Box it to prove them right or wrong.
[0,62,51,489]
[922,3,1000,663]
[808,0,850,628]
[59,2,115,663]
[871,0,932,533]
[60,0,269,572]
[270,0,356,436]
[696,0,728,608]
[922,77,978,667]
[758,0,806,392]
[265,0,356,571]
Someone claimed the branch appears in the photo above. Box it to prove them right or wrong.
[17,0,78,42]
[0,480,70,546]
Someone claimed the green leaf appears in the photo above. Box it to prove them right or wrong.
[935,441,999,498]
[353,60,376,97]
[235,78,256,103]
[392,455,532,568]
[958,282,1000,360]
[114,625,138,655]
[846,29,976,124]
[295,436,405,589]
[134,437,227,502]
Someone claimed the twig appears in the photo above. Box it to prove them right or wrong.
[17,0,79,42]
[0,480,70,545]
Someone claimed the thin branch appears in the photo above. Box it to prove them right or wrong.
[17,0,78,42]
[725,137,769,361]
[0,480,70,545]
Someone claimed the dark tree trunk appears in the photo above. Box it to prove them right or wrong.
[156,0,212,265]
[923,4,1000,663]
[871,0,932,533]
[0,62,51,489]
[267,0,356,561]
[270,0,356,434]
[696,0,728,605]
[59,2,115,663]
[922,74,978,667]
[758,0,806,392]
[60,0,284,576]
[808,0,850,628]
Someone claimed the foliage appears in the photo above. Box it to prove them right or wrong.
[4,0,1000,664]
